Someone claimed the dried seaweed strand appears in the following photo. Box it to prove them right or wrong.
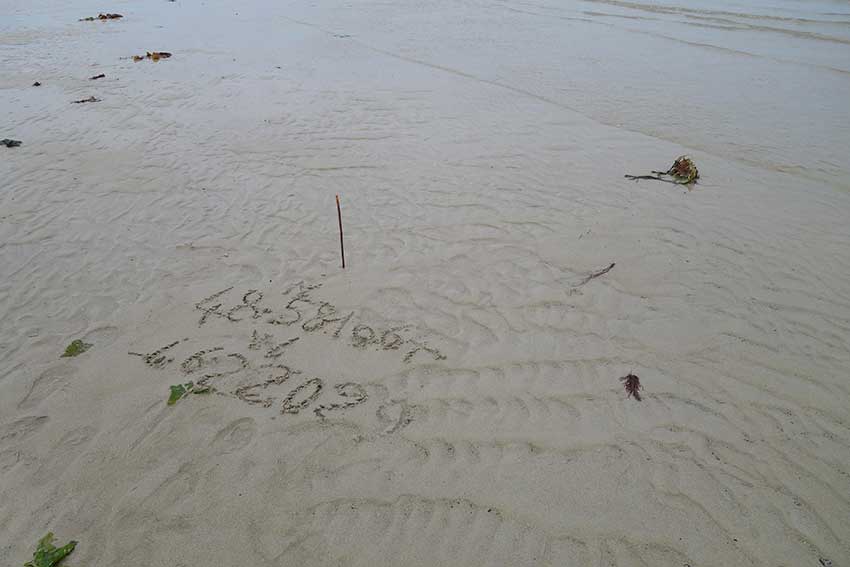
[625,155,699,185]
[577,262,615,287]
[624,174,682,184]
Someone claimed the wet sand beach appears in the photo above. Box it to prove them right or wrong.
[2,0,850,565]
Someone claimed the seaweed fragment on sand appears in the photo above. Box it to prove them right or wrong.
[620,373,642,401]
[24,532,77,567]
[168,382,192,405]
[577,262,615,287]
[61,339,92,357]
[72,96,100,104]
[133,51,172,62]
[89,73,106,80]
[80,13,122,21]
[2,139,22,148]
[167,381,212,405]
[625,155,699,185]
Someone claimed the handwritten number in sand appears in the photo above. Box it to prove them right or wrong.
[234,365,299,407]
[403,339,446,363]
[352,324,406,350]
[267,281,321,326]
[281,378,324,414]
[302,302,354,337]
[195,287,233,326]
[227,290,271,322]
[181,348,248,382]
[314,382,368,417]
[128,338,186,368]
[249,330,300,358]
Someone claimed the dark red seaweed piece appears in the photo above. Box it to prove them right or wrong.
[620,373,642,401]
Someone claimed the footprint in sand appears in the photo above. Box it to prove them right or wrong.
[31,425,97,485]
[0,414,49,447]
[18,363,76,410]
[0,415,49,474]
[81,325,120,348]
[209,417,258,456]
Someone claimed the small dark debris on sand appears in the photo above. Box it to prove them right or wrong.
[72,96,100,104]
[2,139,22,148]
[33,81,42,86]
[621,373,642,401]
[89,73,106,80]
[133,51,172,62]
[578,262,615,287]
[80,13,122,21]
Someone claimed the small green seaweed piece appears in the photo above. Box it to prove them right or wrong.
[61,339,92,358]
[24,532,77,567]
[167,382,194,405]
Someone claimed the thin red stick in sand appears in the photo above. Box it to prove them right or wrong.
[336,194,345,269]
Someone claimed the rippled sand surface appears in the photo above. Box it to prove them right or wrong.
[2,0,849,565]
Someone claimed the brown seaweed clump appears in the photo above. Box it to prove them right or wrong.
[620,373,642,401]
[625,155,699,185]
[666,155,699,183]
[80,13,123,21]
[133,51,172,62]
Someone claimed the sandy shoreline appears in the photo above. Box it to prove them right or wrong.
[3,0,850,565]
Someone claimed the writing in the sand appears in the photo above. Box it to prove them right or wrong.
[132,334,415,435]
[194,281,446,364]
[129,280,442,433]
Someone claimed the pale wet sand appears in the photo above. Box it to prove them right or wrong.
[2,0,850,565]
